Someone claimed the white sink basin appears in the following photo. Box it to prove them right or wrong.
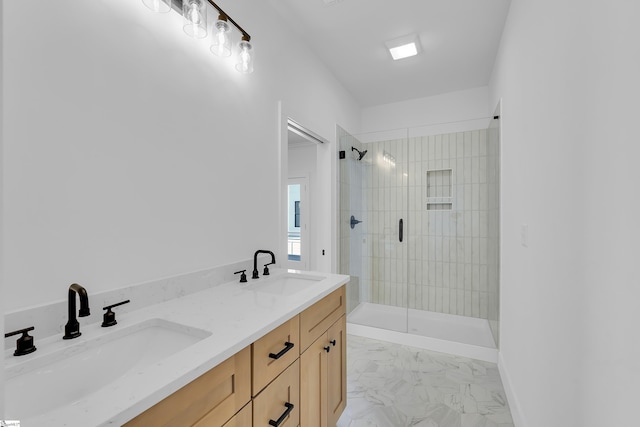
[5,318,211,419]
[246,272,325,295]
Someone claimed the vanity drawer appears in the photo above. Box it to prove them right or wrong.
[300,286,346,351]
[124,346,251,427]
[253,359,300,427]
[252,315,300,395]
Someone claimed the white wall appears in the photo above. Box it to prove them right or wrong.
[2,0,359,312]
[489,1,640,426]
[0,0,5,416]
[360,86,491,137]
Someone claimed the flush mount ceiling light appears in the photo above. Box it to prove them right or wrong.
[385,34,421,61]
[142,0,254,73]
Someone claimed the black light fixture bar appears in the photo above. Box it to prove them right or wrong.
[206,0,251,41]
[170,0,250,41]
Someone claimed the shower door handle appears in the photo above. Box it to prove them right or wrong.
[399,219,403,242]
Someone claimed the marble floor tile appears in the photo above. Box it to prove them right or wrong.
[337,335,514,427]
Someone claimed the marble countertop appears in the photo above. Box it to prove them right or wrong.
[5,268,349,427]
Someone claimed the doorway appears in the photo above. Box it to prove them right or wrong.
[285,118,328,272]
[286,176,309,270]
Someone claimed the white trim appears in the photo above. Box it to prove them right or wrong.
[498,351,527,427]
[278,102,288,271]
[288,118,328,145]
[355,117,492,144]
[347,322,498,363]
[409,118,492,139]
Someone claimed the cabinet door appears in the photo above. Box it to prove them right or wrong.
[124,346,251,427]
[253,359,300,427]
[219,402,252,427]
[327,315,347,426]
[300,332,328,427]
[300,287,346,351]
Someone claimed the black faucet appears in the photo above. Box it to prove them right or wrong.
[63,283,90,339]
[253,250,276,279]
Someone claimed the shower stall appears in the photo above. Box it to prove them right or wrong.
[338,118,500,361]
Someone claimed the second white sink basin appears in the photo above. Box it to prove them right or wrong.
[5,318,211,419]
[246,272,325,295]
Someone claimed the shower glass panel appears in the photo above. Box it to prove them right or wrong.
[339,127,409,333]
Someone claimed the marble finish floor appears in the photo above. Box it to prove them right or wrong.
[337,335,515,427]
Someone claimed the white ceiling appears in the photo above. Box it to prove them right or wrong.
[270,0,512,107]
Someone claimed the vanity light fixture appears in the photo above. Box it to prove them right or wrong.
[183,0,207,39]
[142,0,254,73]
[236,38,254,73]
[211,15,232,57]
[385,34,421,61]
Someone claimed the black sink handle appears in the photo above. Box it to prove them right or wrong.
[234,270,248,283]
[5,326,37,356]
[101,299,130,327]
[269,402,295,427]
[268,341,294,360]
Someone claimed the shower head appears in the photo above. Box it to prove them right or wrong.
[351,146,368,161]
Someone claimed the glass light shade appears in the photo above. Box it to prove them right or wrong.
[183,0,207,39]
[235,40,254,74]
[210,20,231,57]
[142,0,171,13]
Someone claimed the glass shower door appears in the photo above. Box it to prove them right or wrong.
[339,126,409,333]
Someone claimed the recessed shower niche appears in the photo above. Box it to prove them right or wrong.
[426,168,453,210]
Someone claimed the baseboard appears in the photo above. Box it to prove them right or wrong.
[347,322,498,363]
[498,352,527,427]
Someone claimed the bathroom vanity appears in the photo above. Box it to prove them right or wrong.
[124,286,346,427]
[4,267,348,427]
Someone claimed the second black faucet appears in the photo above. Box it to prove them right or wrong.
[252,250,276,279]
[63,283,90,340]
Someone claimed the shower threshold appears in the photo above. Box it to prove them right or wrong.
[347,302,498,362]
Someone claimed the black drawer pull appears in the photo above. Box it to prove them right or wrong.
[330,339,336,347]
[269,402,294,427]
[268,341,294,360]
[324,345,331,353]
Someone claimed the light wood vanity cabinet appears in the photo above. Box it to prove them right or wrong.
[123,285,345,427]
[123,346,251,427]
[326,315,347,426]
[300,287,347,427]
